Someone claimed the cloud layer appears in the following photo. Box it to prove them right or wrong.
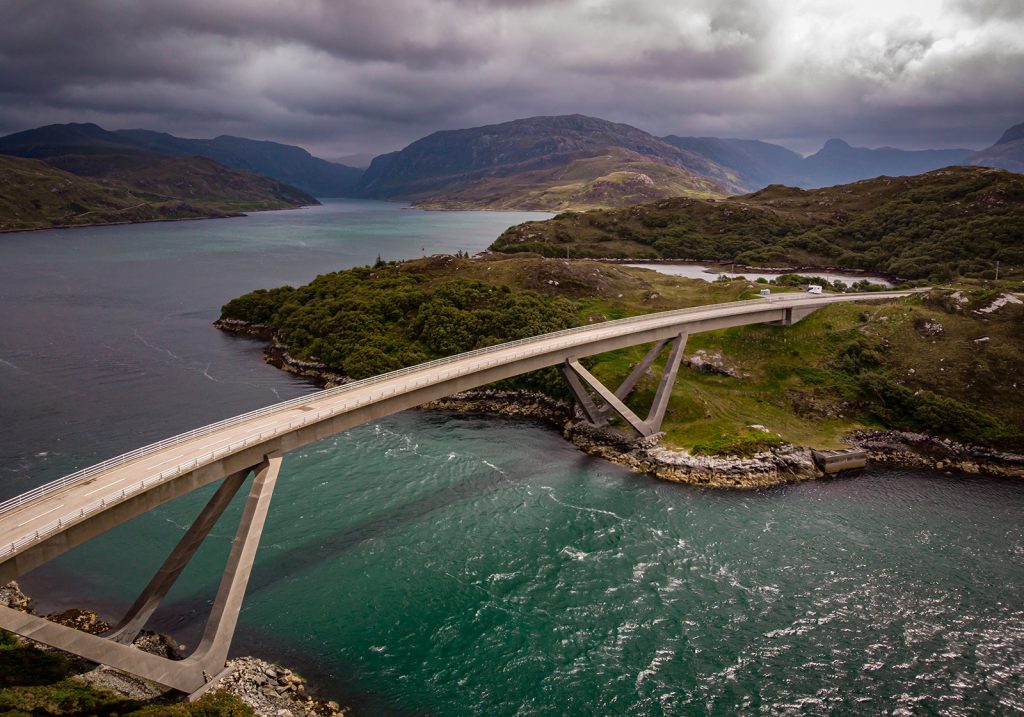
[1,0,1021,156]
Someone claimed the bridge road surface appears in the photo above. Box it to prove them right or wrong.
[0,290,919,581]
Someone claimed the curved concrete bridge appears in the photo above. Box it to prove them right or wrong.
[0,289,918,693]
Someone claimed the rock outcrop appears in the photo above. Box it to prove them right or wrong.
[566,421,824,489]
[849,430,1024,477]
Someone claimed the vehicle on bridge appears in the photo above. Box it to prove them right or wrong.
[0,289,920,695]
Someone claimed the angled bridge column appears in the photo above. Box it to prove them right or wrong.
[561,332,687,437]
[0,452,283,695]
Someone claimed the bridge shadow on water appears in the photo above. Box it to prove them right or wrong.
[143,429,588,641]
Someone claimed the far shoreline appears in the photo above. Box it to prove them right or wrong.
[0,202,315,235]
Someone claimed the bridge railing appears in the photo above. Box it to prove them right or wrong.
[0,289,916,526]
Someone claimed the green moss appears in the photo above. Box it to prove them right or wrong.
[0,629,253,717]
[692,430,786,457]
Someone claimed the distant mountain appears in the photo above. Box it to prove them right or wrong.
[112,129,363,196]
[0,154,315,232]
[333,153,375,169]
[660,134,984,191]
[492,165,1023,281]
[792,139,973,187]
[968,122,1024,173]
[354,114,743,209]
[0,123,361,196]
[660,136,803,191]
[413,147,725,211]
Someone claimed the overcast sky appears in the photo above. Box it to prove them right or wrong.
[1,0,1022,158]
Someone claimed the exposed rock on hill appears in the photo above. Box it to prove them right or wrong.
[354,114,741,209]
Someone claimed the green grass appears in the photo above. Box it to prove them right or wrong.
[220,255,1024,452]
[582,288,1023,451]
[692,429,786,457]
[0,630,253,716]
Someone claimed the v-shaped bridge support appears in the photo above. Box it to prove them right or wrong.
[0,451,282,696]
[559,332,688,437]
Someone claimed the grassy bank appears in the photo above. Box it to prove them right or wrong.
[0,628,251,716]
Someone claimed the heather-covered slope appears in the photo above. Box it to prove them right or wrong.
[0,154,314,232]
[354,114,741,208]
[0,122,361,196]
[491,166,1024,280]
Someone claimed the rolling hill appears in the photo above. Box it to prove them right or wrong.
[0,154,316,232]
[490,166,1024,280]
[354,114,743,209]
[0,123,361,196]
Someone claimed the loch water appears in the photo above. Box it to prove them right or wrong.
[1,202,1021,715]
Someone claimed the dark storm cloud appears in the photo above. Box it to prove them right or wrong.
[950,0,1024,21]
[0,0,1021,157]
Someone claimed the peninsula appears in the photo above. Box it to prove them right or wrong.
[216,253,1024,487]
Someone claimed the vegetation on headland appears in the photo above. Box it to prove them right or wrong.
[491,166,1024,281]
[0,628,251,716]
[219,255,1024,455]
[0,154,316,232]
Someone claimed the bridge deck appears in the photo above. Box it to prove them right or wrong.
[0,290,917,576]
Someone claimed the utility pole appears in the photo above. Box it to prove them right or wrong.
[995,260,1000,281]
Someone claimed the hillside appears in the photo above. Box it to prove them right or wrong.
[217,254,1023,455]
[111,129,364,196]
[413,147,724,210]
[660,135,804,191]
[0,122,361,196]
[490,166,1024,281]
[354,114,742,209]
[0,154,315,232]
[968,121,1024,173]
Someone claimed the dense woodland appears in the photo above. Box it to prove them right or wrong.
[222,262,580,393]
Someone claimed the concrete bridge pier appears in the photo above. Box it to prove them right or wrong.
[0,452,283,696]
[560,332,688,437]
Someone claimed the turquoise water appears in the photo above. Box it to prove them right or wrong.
[2,203,1023,714]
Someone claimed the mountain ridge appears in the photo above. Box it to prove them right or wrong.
[353,114,745,207]
[0,123,361,196]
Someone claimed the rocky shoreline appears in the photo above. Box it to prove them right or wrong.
[215,319,1023,489]
[0,581,349,716]
[848,430,1024,478]
[591,257,901,284]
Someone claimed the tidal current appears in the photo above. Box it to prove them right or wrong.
[1,201,1021,715]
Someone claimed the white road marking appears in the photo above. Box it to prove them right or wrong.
[17,504,64,528]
